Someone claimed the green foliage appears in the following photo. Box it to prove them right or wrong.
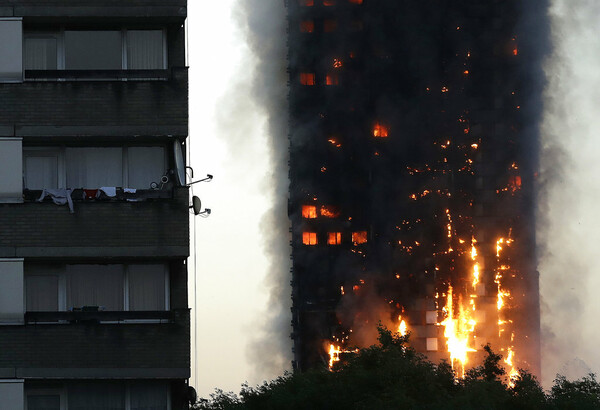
[194,326,600,409]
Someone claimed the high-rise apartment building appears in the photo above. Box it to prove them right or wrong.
[0,1,190,409]
[287,0,541,377]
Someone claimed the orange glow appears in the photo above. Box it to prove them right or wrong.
[323,0,336,5]
[320,205,340,218]
[328,137,342,148]
[441,286,477,378]
[333,58,343,68]
[513,47,518,56]
[302,232,318,245]
[373,123,389,138]
[326,73,339,86]
[300,0,314,5]
[324,20,337,32]
[328,344,340,369]
[348,0,363,3]
[300,20,314,33]
[302,205,317,218]
[398,315,408,336]
[328,232,342,245]
[300,73,315,86]
[352,231,368,244]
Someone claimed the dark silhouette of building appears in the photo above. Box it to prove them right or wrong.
[287,0,541,378]
[0,1,190,408]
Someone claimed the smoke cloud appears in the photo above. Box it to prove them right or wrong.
[539,0,600,387]
[236,0,293,382]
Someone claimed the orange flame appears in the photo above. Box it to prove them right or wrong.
[302,205,317,219]
[441,286,477,378]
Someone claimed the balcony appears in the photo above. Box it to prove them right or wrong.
[0,1,187,20]
[0,187,189,259]
[0,309,190,379]
[0,67,188,139]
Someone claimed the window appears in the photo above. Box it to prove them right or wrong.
[426,338,438,351]
[128,264,166,311]
[299,0,314,5]
[0,18,22,82]
[67,265,124,311]
[126,30,165,69]
[325,73,339,86]
[24,29,166,71]
[24,36,58,70]
[300,72,315,86]
[426,311,438,324]
[323,20,337,32]
[323,0,336,5]
[25,264,169,312]
[302,205,317,218]
[68,382,125,410]
[23,149,62,190]
[327,232,342,245]
[303,232,318,245]
[26,382,168,410]
[23,146,166,190]
[0,138,23,202]
[0,259,24,324]
[352,231,368,244]
[300,20,315,33]
[373,123,389,137]
[348,0,363,3]
[26,275,59,311]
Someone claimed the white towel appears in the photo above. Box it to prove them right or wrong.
[123,188,137,193]
[99,187,117,197]
[38,189,74,213]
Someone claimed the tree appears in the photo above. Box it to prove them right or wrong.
[193,326,598,409]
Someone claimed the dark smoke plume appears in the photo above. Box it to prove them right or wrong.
[236,0,293,381]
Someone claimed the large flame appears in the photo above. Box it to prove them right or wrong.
[441,286,476,378]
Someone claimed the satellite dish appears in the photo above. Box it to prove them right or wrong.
[173,140,186,186]
[191,196,202,215]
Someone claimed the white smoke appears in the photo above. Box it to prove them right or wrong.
[539,0,600,387]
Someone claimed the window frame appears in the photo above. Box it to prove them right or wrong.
[22,144,168,190]
[23,28,167,71]
[24,263,170,314]
[25,387,67,410]
[25,382,171,410]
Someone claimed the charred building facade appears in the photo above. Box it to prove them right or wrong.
[0,1,190,409]
[288,0,541,378]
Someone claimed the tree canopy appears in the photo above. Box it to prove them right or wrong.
[194,327,599,410]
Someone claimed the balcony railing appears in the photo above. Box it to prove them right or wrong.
[24,69,171,82]
[25,309,187,324]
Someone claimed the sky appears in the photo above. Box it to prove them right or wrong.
[184,0,600,396]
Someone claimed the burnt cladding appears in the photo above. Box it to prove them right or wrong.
[287,0,541,377]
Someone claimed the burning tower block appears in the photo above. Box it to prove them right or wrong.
[287,0,541,379]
